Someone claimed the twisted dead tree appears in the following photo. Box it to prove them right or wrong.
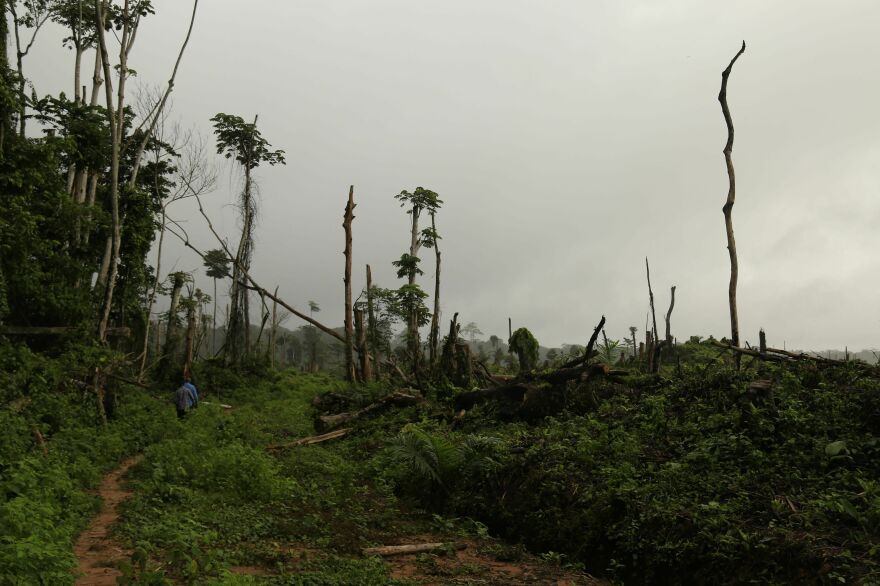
[719,41,746,365]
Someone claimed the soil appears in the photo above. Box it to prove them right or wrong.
[73,455,143,585]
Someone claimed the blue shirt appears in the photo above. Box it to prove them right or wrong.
[182,382,198,407]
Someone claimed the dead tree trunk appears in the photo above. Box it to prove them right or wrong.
[759,328,767,354]
[343,185,356,382]
[719,41,746,365]
[665,285,676,345]
[165,274,185,349]
[646,257,659,346]
[440,312,472,388]
[270,286,278,368]
[428,213,441,368]
[183,301,197,377]
[366,264,380,377]
[355,308,371,382]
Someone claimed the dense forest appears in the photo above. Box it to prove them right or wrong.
[1,2,878,585]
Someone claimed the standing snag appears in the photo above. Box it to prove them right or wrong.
[343,185,356,381]
[719,41,746,360]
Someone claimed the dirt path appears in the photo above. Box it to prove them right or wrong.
[74,454,143,585]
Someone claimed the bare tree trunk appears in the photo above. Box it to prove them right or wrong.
[138,208,167,381]
[407,207,421,373]
[428,213,441,368]
[209,277,216,354]
[165,274,185,346]
[73,44,83,102]
[719,41,746,365]
[89,45,103,106]
[95,0,127,343]
[95,236,112,291]
[343,185,356,382]
[645,257,658,346]
[270,286,278,368]
[366,264,380,377]
[355,308,371,381]
[183,300,196,377]
[665,285,676,345]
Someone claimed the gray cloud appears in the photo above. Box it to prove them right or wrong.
[26,0,880,349]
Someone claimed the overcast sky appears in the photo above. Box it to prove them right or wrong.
[27,1,880,350]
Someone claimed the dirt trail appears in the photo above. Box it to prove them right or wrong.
[73,455,143,585]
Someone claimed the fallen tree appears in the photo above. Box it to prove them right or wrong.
[266,428,351,450]
[314,390,423,432]
[363,542,467,557]
[454,316,625,418]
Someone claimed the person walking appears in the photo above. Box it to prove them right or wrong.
[174,377,199,419]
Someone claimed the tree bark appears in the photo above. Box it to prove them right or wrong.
[164,273,185,353]
[719,41,746,365]
[95,236,112,291]
[355,308,370,382]
[665,285,676,345]
[366,264,379,377]
[138,208,167,381]
[270,287,278,368]
[94,0,126,343]
[646,257,658,344]
[343,185,356,382]
[183,299,196,377]
[428,213,441,368]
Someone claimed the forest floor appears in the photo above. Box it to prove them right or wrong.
[82,371,599,585]
[74,455,143,585]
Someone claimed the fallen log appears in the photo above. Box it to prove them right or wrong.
[710,341,877,371]
[315,390,423,432]
[266,428,351,450]
[200,401,233,409]
[363,542,467,557]
[454,363,620,413]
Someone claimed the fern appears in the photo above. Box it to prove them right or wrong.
[388,426,502,488]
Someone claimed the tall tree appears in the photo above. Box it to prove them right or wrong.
[210,112,285,365]
[422,211,442,368]
[393,187,442,374]
[202,248,230,355]
[719,41,746,363]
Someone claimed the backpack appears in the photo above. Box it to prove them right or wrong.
[174,385,191,411]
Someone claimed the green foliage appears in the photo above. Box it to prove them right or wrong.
[394,187,442,218]
[0,341,177,583]
[384,424,502,502]
[442,360,880,584]
[508,327,539,372]
[203,248,232,280]
[210,113,286,170]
